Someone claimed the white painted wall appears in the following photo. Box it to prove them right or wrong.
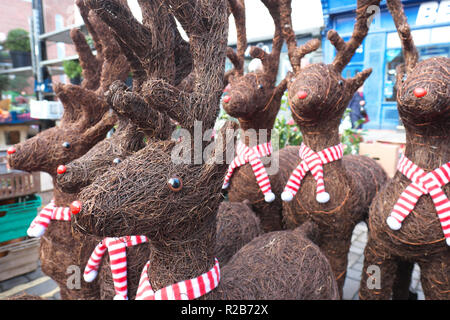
[126,0,324,44]
[228,0,324,45]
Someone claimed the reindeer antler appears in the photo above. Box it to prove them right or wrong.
[328,0,381,73]
[280,0,320,74]
[225,0,246,84]
[248,0,283,83]
[386,0,418,76]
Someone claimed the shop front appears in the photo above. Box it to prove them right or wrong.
[321,0,450,129]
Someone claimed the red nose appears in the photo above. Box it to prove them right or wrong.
[297,91,308,100]
[223,95,231,103]
[57,165,66,174]
[413,87,427,98]
[7,147,16,155]
[70,201,82,215]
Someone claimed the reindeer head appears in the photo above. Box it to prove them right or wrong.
[281,0,377,129]
[222,0,287,131]
[396,58,450,128]
[7,85,116,176]
[71,0,230,239]
[8,1,128,177]
[56,117,145,194]
[386,0,450,129]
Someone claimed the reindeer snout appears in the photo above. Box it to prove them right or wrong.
[223,95,231,103]
[297,90,308,100]
[413,87,427,98]
[70,200,82,215]
[57,165,67,174]
[7,146,16,155]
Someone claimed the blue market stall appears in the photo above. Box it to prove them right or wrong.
[321,0,450,129]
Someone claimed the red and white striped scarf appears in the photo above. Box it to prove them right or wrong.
[27,200,71,238]
[135,258,220,300]
[222,141,275,203]
[281,143,344,203]
[386,155,450,246]
[84,235,149,300]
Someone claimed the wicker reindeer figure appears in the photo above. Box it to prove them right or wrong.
[359,0,450,300]
[71,0,339,300]
[222,0,299,232]
[279,0,388,296]
[6,2,129,300]
[55,0,263,300]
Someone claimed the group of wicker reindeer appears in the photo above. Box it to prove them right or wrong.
[6,0,449,300]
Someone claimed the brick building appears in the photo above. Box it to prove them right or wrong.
[0,0,80,94]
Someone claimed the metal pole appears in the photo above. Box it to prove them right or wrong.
[32,0,49,101]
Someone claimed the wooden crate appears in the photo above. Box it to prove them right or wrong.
[0,171,41,201]
[0,237,40,281]
[0,151,41,201]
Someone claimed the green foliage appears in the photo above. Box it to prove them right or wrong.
[4,29,31,52]
[63,60,82,79]
[0,75,9,93]
[340,108,365,155]
[272,91,302,149]
[7,75,29,92]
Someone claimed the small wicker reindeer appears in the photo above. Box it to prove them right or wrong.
[72,0,339,300]
[55,0,185,299]
[6,1,128,300]
[279,0,388,296]
[222,0,299,232]
[359,0,450,300]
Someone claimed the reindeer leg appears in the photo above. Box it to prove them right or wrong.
[359,239,397,300]
[418,252,450,300]
[392,260,417,300]
[319,235,352,298]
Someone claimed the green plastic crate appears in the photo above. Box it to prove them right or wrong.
[0,194,42,243]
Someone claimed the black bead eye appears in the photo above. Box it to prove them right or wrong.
[338,80,344,86]
[113,158,121,164]
[257,84,263,90]
[62,142,71,149]
[168,177,183,192]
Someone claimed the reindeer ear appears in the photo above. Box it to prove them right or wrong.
[348,68,372,92]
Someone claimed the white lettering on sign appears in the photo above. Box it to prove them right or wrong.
[416,1,450,25]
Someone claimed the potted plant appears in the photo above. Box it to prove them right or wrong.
[4,29,31,68]
[62,60,82,85]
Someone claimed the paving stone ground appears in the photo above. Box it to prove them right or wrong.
[0,221,424,300]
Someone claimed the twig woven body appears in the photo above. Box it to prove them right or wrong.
[359,0,450,300]
[279,0,388,296]
[72,0,339,300]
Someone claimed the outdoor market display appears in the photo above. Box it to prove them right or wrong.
[6,0,129,299]
[71,0,339,300]
[359,0,450,300]
[221,0,299,232]
[3,0,448,301]
[278,0,389,296]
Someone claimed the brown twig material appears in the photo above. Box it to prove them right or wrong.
[223,0,298,232]
[73,0,338,300]
[279,0,390,298]
[359,0,450,300]
[6,2,131,300]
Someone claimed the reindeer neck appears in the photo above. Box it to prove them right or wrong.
[403,125,450,170]
[145,214,216,291]
[300,125,342,154]
[52,176,78,207]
